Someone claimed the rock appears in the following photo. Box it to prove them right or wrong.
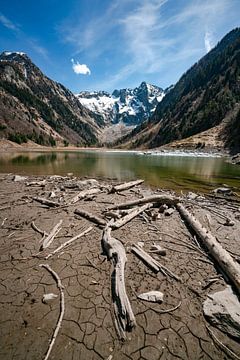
[203,286,240,339]
[13,175,27,182]
[138,291,164,303]
[42,293,58,304]
[213,187,233,195]
[187,192,198,200]
[224,218,235,226]
[164,208,175,216]
[159,204,168,213]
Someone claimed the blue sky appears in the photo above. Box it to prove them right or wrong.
[0,0,239,93]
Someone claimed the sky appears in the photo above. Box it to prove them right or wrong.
[0,0,239,94]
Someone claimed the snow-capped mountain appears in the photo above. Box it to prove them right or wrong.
[76,82,164,127]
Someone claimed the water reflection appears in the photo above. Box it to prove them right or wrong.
[0,150,239,192]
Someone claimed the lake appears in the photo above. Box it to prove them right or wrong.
[0,150,239,193]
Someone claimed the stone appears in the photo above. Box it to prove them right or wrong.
[13,175,27,182]
[203,286,240,339]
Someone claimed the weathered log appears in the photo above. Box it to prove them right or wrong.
[109,179,144,193]
[70,188,101,204]
[176,203,240,294]
[33,197,60,208]
[110,203,153,229]
[45,226,93,259]
[74,209,106,227]
[132,244,181,281]
[102,226,136,340]
[109,194,178,210]
[40,220,63,251]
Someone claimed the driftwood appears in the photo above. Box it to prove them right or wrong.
[109,194,178,210]
[32,197,60,208]
[39,264,65,360]
[109,179,144,193]
[132,244,181,281]
[31,221,48,237]
[102,226,136,340]
[45,226,93,259]
[40,220,63,251]
[70,188,101,204]
[74,209,106,227]
[176,203,240,294]
[110,203,153,230]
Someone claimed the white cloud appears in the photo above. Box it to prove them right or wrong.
[204,31,213,52]
[71,59,91,75]
[0,13,19,31]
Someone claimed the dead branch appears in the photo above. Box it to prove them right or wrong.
[40,220,63,251]
[45,226,93,259]
[70,188,101,204]
[32,197,60,208]
[39,264,65,360]
[74,209,106,227]
[102,226,136,340]
[206,325,240,360]
[109,194,179,210]
[110,203,153,229]
[131,244,181,281]
[31,221,48,237]
[109,179,144,193]
[176,203,240,294]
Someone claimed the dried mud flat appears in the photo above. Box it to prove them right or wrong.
[0,173,240,360]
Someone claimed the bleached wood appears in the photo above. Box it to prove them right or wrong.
[132,244,181,281]
[70,188,101,204]
[74,209,106,227]
[109,194,178,210]
[110,203,153,229]
[176,203,240,294]
[109,179,144,193]
[45,226,93,259]
[102,226,136,340]
[32,197,60,207]
[39,264,65,360]
[40,220,63,251]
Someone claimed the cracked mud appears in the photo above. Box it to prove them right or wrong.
[0,174,239,360]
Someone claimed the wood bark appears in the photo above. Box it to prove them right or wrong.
[102,226,136,340]
[32,197,60,208]
[109,179,144,193]
[109,194,178,210]
[70,188,101,204]
[176,203,240,294]
[74,209,106,227]
[110,203,153,229]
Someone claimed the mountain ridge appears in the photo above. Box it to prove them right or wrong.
[117,28,240,153]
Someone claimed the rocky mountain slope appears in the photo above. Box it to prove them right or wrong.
[0,52,101,146]
[118,28,240,153]
[76,82,164,126]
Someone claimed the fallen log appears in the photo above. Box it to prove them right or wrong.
[45,226,93,259]
[102,226,136,340]
[32,197,60,208]
[40,220,63,251]
[70,188,101,204]
[74,209,106,227]
[109,194,178,210]
[176,203,240,294]
[110,203,153,229]
[132,244,181,281]
[109,179,144,193]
